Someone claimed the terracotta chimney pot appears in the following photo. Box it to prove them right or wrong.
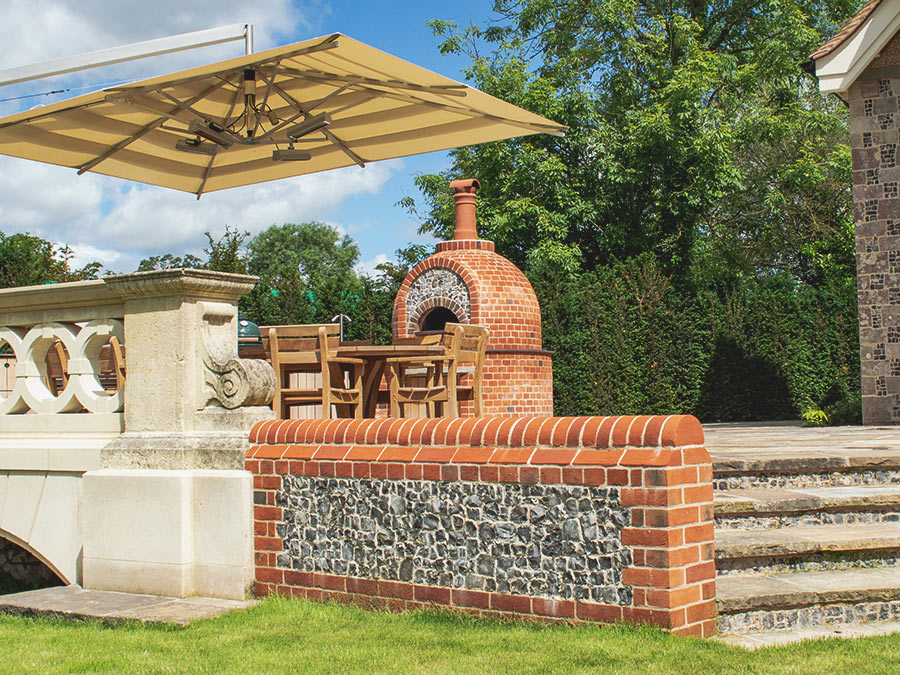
[449,178,481,240]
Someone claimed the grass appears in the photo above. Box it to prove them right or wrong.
[2,596,900,673]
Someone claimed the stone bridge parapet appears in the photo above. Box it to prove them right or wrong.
[0,270,274,596]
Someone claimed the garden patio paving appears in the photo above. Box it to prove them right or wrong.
[0,585,255,625]
[705,422,900,471]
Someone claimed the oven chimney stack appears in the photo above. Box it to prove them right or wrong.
[449,178,480,240]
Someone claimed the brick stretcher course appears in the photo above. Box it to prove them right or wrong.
[247,415,717,637]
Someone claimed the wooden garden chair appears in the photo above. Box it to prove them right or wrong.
[387,323,488,418]
[266,324,364,419]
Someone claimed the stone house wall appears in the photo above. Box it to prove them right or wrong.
[851,31,900,424]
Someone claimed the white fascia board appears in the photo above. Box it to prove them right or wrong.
[817,0,900,94]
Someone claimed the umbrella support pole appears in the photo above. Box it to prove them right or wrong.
[0,24,254,89]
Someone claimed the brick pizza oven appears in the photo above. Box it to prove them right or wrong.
[392,179,554,416]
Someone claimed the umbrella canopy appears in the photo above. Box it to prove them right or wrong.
[0,34,566,196]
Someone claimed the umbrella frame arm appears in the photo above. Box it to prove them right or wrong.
[257,70,367,167]
[76,79,230,176]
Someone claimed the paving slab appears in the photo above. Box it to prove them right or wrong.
[715,522,900,558]
[0,585,256,625]
[716,567,900,613]
[715,485,900,514]
[705,423,900,474]
[714,620,900,649]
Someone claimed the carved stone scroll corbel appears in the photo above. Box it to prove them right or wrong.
[205,356,275,409]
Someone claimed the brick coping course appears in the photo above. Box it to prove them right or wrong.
[249,414,705,452]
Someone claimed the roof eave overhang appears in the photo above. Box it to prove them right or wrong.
[815,0,900,94]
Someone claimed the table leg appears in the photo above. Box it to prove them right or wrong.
[362,358,386,418]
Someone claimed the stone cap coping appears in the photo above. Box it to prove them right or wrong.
[250,415,704,451]
[0,278,119,315]
[104,268,258,301]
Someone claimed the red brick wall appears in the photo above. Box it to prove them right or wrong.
[392,240,553,416]
[482,352,553,416]
[247,415,716,637]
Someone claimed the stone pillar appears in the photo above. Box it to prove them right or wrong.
[101,269,275,468]
[850,67,900,424]
[82,269,275,599]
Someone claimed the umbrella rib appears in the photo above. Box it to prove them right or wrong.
[275,66,468,97]
[248,66,276,138]
[254,85,365,138]
[250,70,351,143]
[252,110,305,143]
[258,71,366,166]
[304,83,352,113]
[347,86,567,136]
[76,80,229,176]
[196,75,244,198]
[322,128,366,167]
[157,90,230,130]
[101,36,340,101]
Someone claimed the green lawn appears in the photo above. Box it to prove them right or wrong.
[1,596,900,673]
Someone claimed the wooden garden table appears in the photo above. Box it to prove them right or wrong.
[335,343,446,418]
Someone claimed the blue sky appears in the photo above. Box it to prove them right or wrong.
[0,0,500,273]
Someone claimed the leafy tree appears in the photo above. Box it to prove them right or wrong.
[417,0,856,284]
[242,222,364,328]
[136,253,204,271]
[406,0,862,420]
[204,226,250,274]
[0,231,100,288]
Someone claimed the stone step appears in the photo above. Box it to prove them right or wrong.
[715,522,900,575]
[712,454,900,491]
[716,567,900,634]
[715,485,900,528]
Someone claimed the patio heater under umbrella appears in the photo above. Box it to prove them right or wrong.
[0,33,566,196]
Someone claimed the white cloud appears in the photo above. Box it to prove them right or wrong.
[0,155,401,272]
[356,253,388,277]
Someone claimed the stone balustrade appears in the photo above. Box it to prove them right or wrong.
[0,269,276,443]
[0,280,126,433]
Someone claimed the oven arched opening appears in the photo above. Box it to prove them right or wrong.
[419,306,461,333]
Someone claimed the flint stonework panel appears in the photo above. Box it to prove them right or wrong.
[275,476,633,605]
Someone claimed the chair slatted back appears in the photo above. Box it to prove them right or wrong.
[443,323,488,368]
[264,324,363,420]
[263,324,338,366]
[443,323,488,416]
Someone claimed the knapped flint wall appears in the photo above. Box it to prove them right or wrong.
[851,33,900,423]
[276,476,632,604]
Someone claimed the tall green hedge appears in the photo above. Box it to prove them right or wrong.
[534,256,859,422]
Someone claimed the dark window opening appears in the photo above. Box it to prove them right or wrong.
[419,307,459,332]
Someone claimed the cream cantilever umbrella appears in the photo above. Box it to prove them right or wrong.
[0,33,566,197]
